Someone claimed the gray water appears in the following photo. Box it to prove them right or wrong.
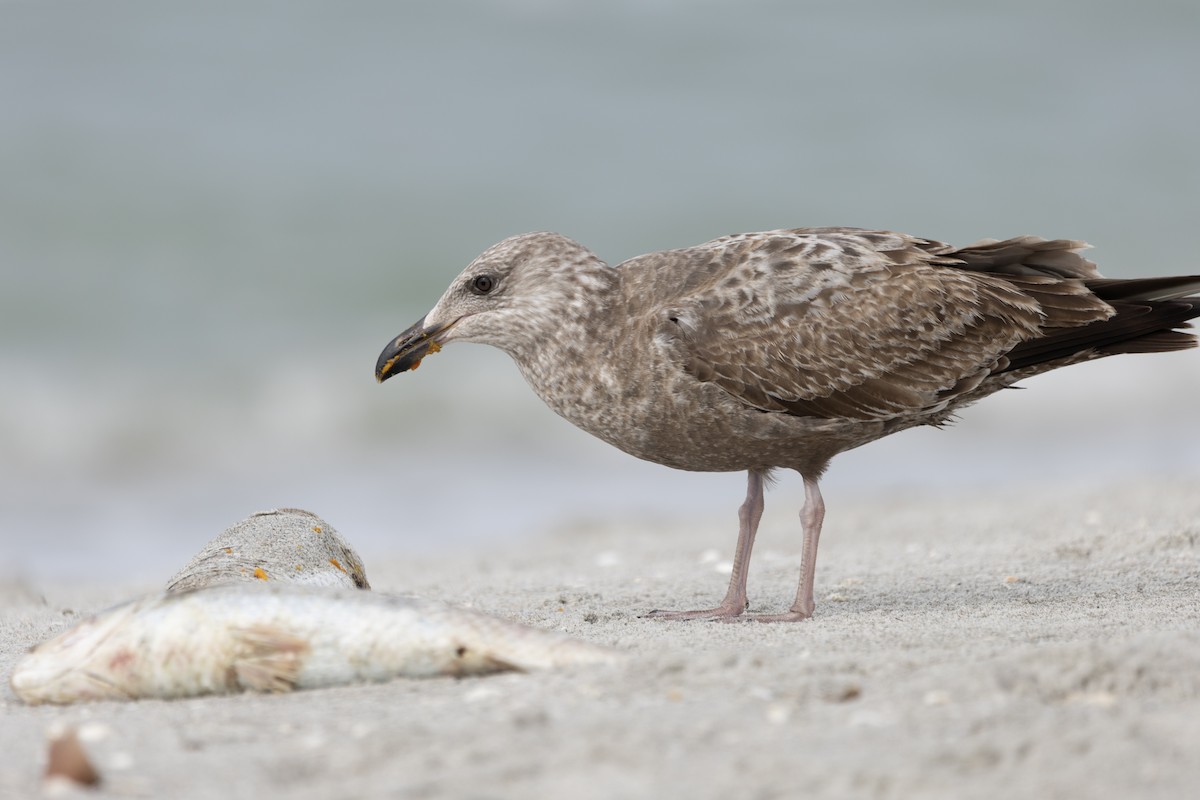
[2,0,1198,582]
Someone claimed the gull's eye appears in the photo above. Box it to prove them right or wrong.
[470,274,496,295]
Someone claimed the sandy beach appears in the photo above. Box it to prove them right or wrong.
[5,2,1200,797]
[3,479,1198,799]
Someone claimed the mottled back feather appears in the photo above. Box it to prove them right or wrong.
[619,228,1199,422]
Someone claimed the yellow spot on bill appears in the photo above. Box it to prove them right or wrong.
[329,558,346,574]
[253,567,268,581]
[427,341,442,354]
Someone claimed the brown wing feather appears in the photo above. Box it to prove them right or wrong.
[654,230,1115,421]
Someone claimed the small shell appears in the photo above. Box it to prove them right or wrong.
[165,509,370,592]
[44,728,100,787]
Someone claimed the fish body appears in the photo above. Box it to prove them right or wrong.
[11,583,617,704]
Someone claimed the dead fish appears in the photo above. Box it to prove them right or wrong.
[165,508,369,593]
[10,583,618,704]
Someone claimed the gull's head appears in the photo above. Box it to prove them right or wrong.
[375,232,607,381]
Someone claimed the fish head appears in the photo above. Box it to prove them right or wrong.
[10,602,139,704]
[375,232,607,381]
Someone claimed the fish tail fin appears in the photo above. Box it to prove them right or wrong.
[447,643,522,676]
[410,600,623,675]
[452,615,621,672]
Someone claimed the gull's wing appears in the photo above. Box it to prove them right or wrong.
[633,228,1112,421]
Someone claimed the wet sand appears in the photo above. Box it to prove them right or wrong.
[2,480,1199,799]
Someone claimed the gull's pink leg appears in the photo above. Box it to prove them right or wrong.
[644,470,765,621]
[742,474,824,623]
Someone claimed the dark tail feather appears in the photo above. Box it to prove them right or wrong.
[1104,327,1198,355]
[1087,276,1200,302]
[1002,276,1200,372]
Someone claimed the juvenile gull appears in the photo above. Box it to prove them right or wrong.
[376,228,1200,622]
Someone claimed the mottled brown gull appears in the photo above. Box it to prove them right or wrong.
[376,227,1200,622]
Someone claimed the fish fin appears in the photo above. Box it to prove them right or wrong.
[230,626,310,693]
[81,670,136,701]
[450,642,522,676]
[480,655,522,674]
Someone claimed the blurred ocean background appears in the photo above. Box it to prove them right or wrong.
[2,0,1198,583]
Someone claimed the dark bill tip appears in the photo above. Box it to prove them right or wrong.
[375,315,446,382]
